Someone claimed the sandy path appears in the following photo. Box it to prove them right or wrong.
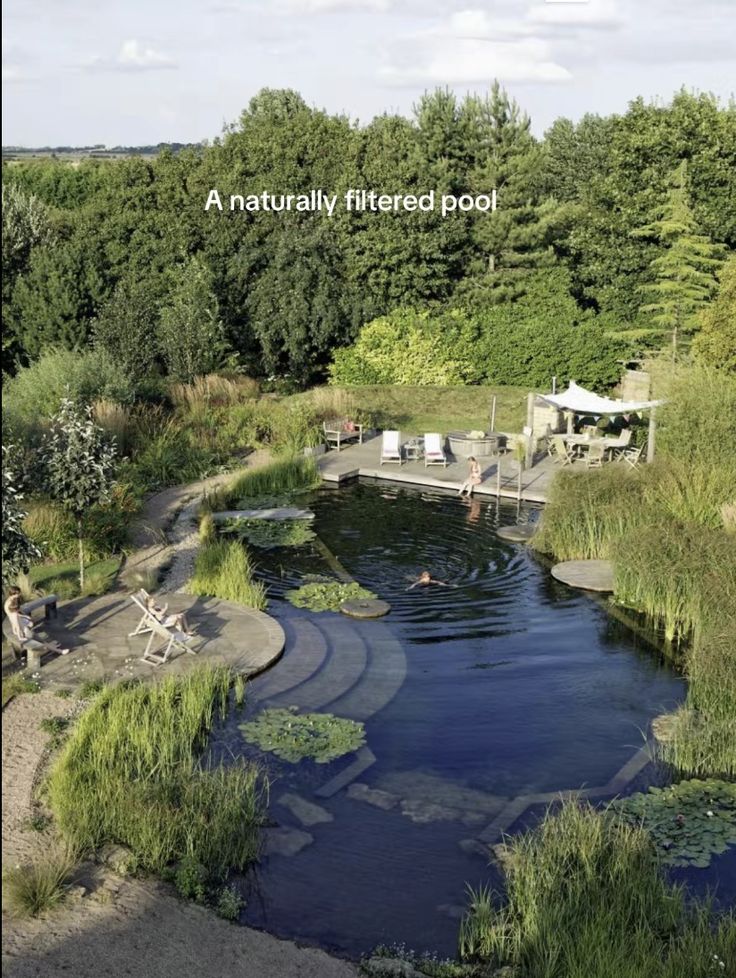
[2,691,73,866]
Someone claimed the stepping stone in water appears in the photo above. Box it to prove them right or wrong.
[458,838,491,859]
[277,792,333,827]
[340,598,391,619]
[551,559,614,592]
[262,827,314,857]
[346,783,399,810]
[400,799,463,824]
[497,524,537,543]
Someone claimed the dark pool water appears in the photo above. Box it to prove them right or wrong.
[219,481,690,958]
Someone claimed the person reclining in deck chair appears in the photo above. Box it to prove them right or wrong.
[3,587,70,655]
[406,571,457,590]
[145,595,194,637]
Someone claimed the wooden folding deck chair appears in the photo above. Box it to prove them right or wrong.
[140,615,198,666]
[128,589,154,637]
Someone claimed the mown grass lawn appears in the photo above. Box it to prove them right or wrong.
[29,556,122,600]
[293,384,529,436]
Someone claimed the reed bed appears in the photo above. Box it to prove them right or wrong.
[189,539,267,611]
[458,801,736,978]
[47,668,265,877]
[205,456,321,513]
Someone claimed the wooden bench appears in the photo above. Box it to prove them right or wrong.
[21,594,59,620]
[323,420,363,452]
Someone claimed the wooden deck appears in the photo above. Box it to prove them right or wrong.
[317,434,557,503]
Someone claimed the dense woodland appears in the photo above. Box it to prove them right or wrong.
[2,84,735,395]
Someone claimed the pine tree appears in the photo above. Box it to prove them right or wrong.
[634,161,724,359]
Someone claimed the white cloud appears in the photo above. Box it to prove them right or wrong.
[527,0,622,30]
[270,0,393,11]
[85,39,177,72]
[381,35,571,85]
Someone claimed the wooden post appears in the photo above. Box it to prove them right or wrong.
[525,393,535,470]
[552,376,557,394]
[490,395,497,433]
[566,411,574,435]
[647,407,657,463]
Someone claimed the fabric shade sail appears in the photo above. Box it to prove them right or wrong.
[540,381,664,416]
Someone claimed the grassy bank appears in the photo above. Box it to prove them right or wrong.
[189,539,267,610]
[533,364,736,777]
[28,556,122,600]
[459,801,735,978]
[47,667,264,877]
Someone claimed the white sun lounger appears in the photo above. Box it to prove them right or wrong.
[140,615,198,666]
[423,433,447,467]
[380,430,402,465]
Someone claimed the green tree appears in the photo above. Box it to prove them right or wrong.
[692,254,736,372]
[44,399,118,590]
[158,256,230,383]
[93,276,162,385]
[634,161,724,358]
[2,444,42,586]
[2,185,54,364]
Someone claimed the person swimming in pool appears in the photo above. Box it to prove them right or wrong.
[406,571,457,590]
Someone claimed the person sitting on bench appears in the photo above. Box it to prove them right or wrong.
[3,587,69,655]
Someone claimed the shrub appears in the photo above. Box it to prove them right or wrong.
[2,847,76,918]
[3,348,137,440]
[215,884,246,921]
[174,855,209,903]
[189,540,267,611]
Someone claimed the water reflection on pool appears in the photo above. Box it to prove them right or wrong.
[218,482,687,958]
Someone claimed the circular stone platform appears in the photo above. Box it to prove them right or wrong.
[551,559,615,592]
[497,525,537,543]
[21,591,285,691]
[340,598,391,619]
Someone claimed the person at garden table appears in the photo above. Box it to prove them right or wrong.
[458,456,482,496]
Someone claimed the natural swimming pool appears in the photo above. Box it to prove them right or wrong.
[213,481,687,957]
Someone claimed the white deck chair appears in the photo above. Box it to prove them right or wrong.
[380,430,402,465]
[424,433,447,467]
[128,589,154,637]
[140,615,198,666]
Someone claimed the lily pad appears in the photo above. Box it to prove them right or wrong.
[221,518,315,549]
[240,707,366,764]
[611,779,736,869]
[286,579,377,613]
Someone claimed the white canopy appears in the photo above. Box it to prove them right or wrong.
[540,381,664,416]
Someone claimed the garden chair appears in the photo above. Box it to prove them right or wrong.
[551,436,575,466]
[128,589,155,637]
[139,615,198,666]
[585,443,606,468]
[380,430,402,465]
[423,433,447,467]
[620,444,644,469]
[609,429,633,458]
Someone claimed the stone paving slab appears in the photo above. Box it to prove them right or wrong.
[26,592,285,690]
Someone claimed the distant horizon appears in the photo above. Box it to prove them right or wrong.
[2,82,733,153]
[3,0,734,147]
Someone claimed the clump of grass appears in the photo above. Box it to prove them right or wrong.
[40,716,71,750]
[458,800,736,978]
[206,457,320,513]
[611,524,734,645]
[78,679,105,700]
[169,374,259,411]
[199,512,216,545]
[2,674,41,707]
[2,846,76,918]
[47,667,266,878]
[189,539,267,611]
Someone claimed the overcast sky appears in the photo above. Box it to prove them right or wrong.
[3,0,734,146]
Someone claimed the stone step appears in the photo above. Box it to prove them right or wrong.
[267,616,368,713]
[327,627,407,721]
[250,618,327,701]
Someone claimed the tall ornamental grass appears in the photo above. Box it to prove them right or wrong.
[205,456,321,513]
[189,539,267,611]
[458,801,736,978]
[47,668,265,877]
